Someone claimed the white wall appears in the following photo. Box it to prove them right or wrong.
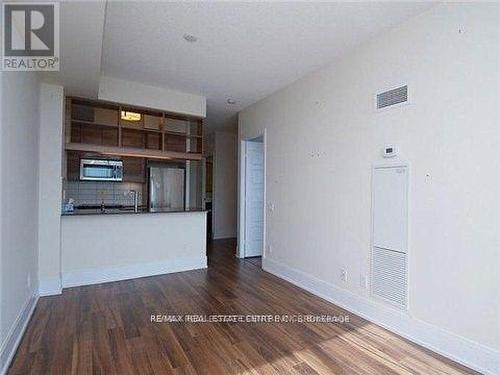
[213,131,237,239]
[38,84,64,296]
[61,212,207,287]
[0,71,2,364]
[0,72,41,372]
[239,3,499,373]
[98,76,206,118]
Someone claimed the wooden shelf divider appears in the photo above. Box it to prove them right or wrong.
[65,143,202,161]
[66,96,204,161]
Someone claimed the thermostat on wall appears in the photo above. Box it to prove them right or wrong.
[382,145,398,158]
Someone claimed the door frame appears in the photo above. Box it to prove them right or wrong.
[238,130,267,259]
[202,156,214,238]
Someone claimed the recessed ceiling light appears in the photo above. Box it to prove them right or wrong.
[183,34,198,43]
[227,99,237,105]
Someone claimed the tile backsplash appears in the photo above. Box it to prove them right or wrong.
[63,181,144,207]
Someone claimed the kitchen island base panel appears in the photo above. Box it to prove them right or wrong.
[61,211,207,288]
[62,256,207,288]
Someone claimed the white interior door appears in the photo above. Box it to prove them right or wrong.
[244,141,264,257]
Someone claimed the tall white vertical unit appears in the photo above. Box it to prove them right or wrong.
[244,141,264,257]
[371,164,409,309]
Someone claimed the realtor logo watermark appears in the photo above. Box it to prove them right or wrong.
[2,2,59,71]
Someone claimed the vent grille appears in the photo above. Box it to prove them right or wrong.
[377,85,408,109]
[372,247,407,308]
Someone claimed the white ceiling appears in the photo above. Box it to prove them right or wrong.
[41,1,105,97]
[49,1,433,132]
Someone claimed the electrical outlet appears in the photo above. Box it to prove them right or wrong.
[360,275,368,289]
[340,269,347,282]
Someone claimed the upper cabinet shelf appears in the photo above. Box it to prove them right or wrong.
[66,97,204,160]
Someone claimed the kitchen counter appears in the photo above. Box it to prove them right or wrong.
[62,207,206,216]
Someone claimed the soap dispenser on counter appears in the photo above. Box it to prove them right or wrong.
[63,198,75,213]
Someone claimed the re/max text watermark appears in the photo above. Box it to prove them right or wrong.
[151,314,350,324]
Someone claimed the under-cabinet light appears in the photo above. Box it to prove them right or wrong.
[121,111,141,121]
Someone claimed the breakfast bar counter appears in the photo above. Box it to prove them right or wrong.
[62,207,206,216]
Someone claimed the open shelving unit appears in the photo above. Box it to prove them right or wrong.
[65,97,204,161]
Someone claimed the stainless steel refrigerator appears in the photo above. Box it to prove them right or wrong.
[148,164,185,212]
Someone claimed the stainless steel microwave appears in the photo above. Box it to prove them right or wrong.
[80,159,123,181]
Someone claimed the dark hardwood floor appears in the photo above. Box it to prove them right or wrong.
[9,239,476,374]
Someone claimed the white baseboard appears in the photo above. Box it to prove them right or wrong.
[0,291,39,375]
[62,256,208,288]
[39,277,62,296]
[263,257,500,375]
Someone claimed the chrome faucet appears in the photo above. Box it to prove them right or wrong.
[129,190,139,213]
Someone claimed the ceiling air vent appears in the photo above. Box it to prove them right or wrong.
[376,85,408,110]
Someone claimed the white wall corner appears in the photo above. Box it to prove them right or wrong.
[235,245,245,259]
[0,291,39,375]
[38,278,63,297]
[37,83,64,299]
[262,257,500,375]
[212,131,238,240]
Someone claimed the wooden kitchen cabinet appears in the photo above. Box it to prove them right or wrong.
[165,134,187,153]
[144,114,162,130]
[66,152,146,183]
[65,97,203,161]
[123,157,146,183]
[145,132,162,150]
[122,128,145,149]
[66,151,81,181]
[94,107,119,126]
